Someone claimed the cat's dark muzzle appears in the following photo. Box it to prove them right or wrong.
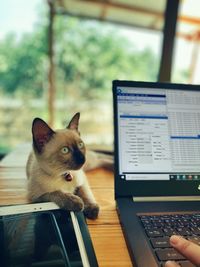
[75,153,86,167]
[69,153,86,170]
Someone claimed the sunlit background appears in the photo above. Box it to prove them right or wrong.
[1,0,200,155]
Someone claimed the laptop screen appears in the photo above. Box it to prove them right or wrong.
[113,81,200,196]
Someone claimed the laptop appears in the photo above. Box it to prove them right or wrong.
[113,80,200,267]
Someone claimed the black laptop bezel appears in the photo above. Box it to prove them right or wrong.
[113,80,200,198]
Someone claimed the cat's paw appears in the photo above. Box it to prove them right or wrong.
[58,193,84,212]
[66,194,84,212]
[84,203,100,220]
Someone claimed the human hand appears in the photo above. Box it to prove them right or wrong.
[165,235,200,267]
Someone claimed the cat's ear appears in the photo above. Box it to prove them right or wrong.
[32,118,55,153]
[67,113,80,133]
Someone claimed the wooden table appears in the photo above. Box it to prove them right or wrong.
[0,144,132,267]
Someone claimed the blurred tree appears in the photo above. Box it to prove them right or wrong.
[0,16,159,99]
[0,28,48,97]
[54,17,159,100]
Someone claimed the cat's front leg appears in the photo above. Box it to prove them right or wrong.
[75,184,99,220]
[33,190,84,212]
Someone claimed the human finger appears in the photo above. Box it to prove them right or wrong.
[169,235,200,266]
[165,260,180,267]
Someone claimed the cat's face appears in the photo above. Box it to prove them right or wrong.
[31,113,86,174]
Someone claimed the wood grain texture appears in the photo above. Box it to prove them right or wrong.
[89,225,132,267]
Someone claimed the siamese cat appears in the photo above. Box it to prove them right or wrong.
[26,113,112,220]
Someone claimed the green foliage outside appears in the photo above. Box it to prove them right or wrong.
[0,12,171,153]
[54,18,159,100]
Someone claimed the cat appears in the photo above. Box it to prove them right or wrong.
[26,112,111,220]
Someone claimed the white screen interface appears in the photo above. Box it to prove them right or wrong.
[117,86,200,181]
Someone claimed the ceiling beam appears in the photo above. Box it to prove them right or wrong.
[55,10,161,31]
[57,0,200,26]
[55,0,200,41]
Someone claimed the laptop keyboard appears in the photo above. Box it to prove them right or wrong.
[139,213,200,267]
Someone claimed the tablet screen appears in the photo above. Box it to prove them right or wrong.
[0,210,82,267]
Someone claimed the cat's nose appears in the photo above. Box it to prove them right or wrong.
[74,153,85,165]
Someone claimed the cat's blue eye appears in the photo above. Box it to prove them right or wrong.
[61,146,69,154]
[78,142,84,149]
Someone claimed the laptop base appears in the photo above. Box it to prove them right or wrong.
[117,198,200,267]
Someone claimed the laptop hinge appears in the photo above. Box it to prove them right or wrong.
[133,196,200,202]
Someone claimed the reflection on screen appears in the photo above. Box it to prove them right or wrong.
[0,211,82,267]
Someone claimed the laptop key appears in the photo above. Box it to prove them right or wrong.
[163,228,177,236]
[156,248,185,261]
[190,226,200,235]
[150,237,171,248]
[146,228,164,237]
[176,227,191,236]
